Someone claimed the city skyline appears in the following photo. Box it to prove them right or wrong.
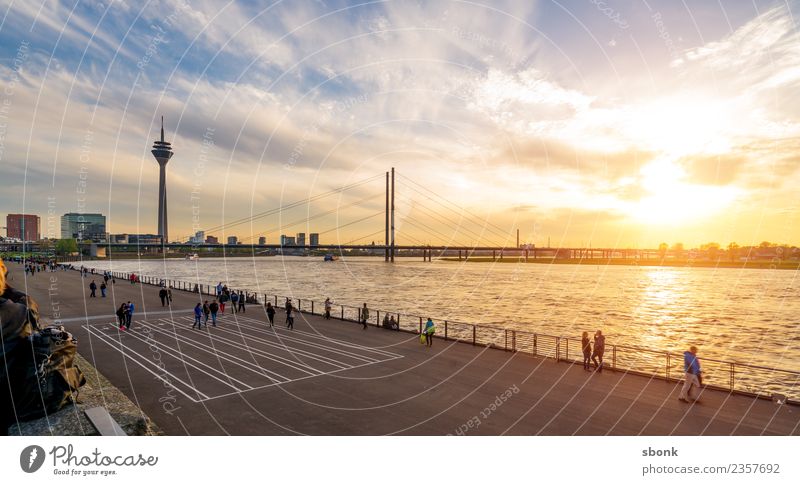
[0,1,798,248]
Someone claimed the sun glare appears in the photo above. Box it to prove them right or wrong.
[629,157,738,225]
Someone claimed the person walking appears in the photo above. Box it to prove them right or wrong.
[203,300,211,325]
[230,291,239,314]
[125,301,134,330]
[265,302,275,327]
[216,282,223,296]
[591,330,605,372]
[219,290,228,314]
[167,288,172,304]
[582,331,592,370]
[360,303,369,330]
[209,300,219,326]
[324,298,332,320]
[678,346,702,403]
[100,281,107,298]
[286,301,294,330]
[116,303,127,329]
[237,291,246,313]
[193,303,203,329]
[424,318,436,347]
[89,280,97,298]
[159,287,168,307]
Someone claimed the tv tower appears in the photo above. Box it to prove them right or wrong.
[151,116,174,244]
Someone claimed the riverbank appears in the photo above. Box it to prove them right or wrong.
[7,262,799,436]
[440,256,800,270]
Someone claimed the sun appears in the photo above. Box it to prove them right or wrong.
[628,157,739,225]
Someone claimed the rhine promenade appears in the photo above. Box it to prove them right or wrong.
[6,263,799,436]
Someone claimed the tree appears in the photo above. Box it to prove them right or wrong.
[55,238,78,255]
[701,242,720,260]
[672,242,684,252]
[727,242,739,262]
[759,241,774,248]
[658,242,668,259]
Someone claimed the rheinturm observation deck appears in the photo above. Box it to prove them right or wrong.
[151,116,174,244]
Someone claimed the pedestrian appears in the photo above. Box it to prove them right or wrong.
[209,300,219,326]
[193,303,203,329]
[219,290,228,313]
[216,282,223,296]
[324,298,332,320]
[100,281,107,298]
[125,301,134,330]
[237,291,245,313]
[286,301,294,329]
[591,330,605,372]
[167,288,172,304]
[424,317,435,347]
[159,287,168,307]
[89,280,97,298]
[582,331,592,370]
[203,300,211,325]
[265,302,275,327]
[116,303,127,329]
[389,315,398,330]
[678,346,702,403]
[360,303,369,330]
[230,291,239,314]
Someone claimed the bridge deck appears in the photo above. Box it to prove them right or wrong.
[6,264,799,435]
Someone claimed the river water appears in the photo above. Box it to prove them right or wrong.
[84,256,800,374]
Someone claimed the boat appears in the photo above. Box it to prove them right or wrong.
[185,253,199,260]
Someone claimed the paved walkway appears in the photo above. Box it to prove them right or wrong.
[6,263,800,435]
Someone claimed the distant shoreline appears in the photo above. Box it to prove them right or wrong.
[440,257,800,270]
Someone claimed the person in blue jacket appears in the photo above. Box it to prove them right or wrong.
[192,303,204,329]
[678,346,702,403]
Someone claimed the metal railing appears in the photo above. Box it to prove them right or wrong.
[72,265,800,404]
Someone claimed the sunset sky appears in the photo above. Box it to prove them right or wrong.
[1,0,798,248]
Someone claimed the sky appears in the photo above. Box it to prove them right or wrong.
[0,0,798,248]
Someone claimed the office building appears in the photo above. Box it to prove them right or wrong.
[309,233,319,246]
[296,232,306,247]
[190,231,205,244]
[61,213,107,241]
[6,214,40,241]
[227,236,238,245]
[258,236,266,245]
[205,235,218,244]
[280,235,296,246]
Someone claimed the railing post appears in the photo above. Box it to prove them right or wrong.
[298,299,302,312]
[730,362,735,390]
[556,337,560,362]
[419,317,423,334]
[311,301,315,315]
[472,325,476,345]
[533,334,537,356]
[612,346,617,371]
[505,329,508,350]
[274,295,278,306]
[341,305,344,320]
[566,338,569,361]
[512,330,516,352]
[444,321,448,340]
[666,353,670,381]
[377,310,380,327]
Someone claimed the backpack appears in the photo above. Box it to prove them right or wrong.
[11,325,86,422]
